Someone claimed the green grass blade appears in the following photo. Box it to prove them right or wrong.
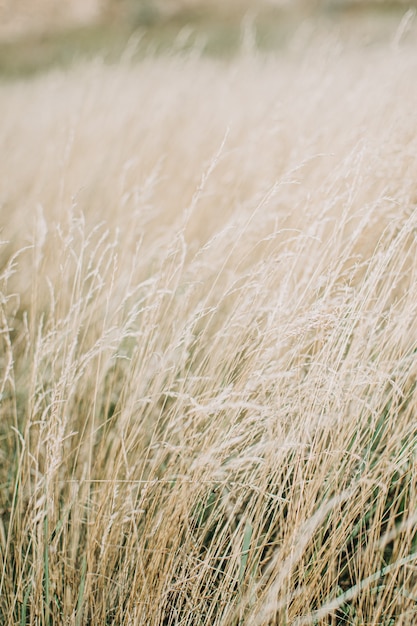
[75,556,87,626]
[239,521,253,586]
[43,515,50,626]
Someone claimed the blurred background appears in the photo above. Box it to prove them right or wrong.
[0,0,416,75]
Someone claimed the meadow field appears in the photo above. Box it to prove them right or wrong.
[1,10,417,625]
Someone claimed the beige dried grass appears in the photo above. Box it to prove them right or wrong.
[1,32,417,625]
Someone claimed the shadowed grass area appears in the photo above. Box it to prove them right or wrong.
[0,8,300,78]
[0,3,414,78]
[0,23,137,78]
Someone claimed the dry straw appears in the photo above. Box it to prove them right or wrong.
[1,27,417,625]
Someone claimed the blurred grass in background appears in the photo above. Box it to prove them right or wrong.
[0,0,416,76]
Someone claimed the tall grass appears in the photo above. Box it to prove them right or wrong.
[1,32,417,624]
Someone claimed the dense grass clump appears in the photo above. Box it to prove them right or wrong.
[1,34,417,625]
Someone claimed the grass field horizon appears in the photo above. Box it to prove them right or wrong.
[1,3,416,77]
[1,15,417,625]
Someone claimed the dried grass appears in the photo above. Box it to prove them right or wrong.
[1,31,417,625]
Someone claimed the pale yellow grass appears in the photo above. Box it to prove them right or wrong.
[1,34,417,625]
